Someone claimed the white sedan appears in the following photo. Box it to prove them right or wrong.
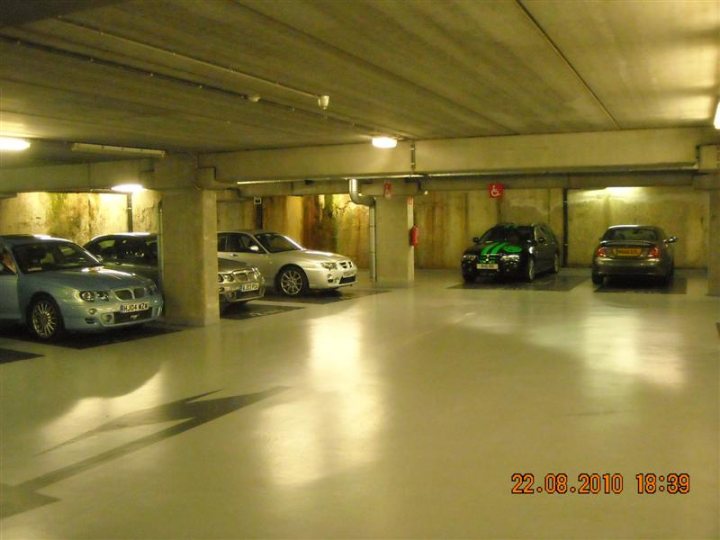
[217,230,357,297]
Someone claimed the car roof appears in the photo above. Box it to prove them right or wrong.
[88,232,156,242]
[606,225,658,230]
[0,234,72,246]
[217,230,278,235]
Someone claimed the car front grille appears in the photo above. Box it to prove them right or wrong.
[114,308,153,323]
[114,287,149,300]
[231,270,252,282]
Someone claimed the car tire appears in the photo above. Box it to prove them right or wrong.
[551,253,560,274]
[277,266,308,297]
[524,257,536,282]
[462,273,475,284]
[591,273,603,286]
[28,295,64,340]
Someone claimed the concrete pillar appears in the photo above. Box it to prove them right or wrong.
[375,196,414,287]
[708,189,720,297]
[156,156,219,326]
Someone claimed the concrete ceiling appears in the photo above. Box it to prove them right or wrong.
[0,0,718,169]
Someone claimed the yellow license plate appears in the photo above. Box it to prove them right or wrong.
[615,248,642,257]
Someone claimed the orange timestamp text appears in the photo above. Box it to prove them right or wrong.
[511,472,690,495]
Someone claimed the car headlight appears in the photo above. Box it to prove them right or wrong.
[80,290,110,302]
[321,262,337,270]
[500,254,521,262]
[148,283,159,295]
[462,254,477,262]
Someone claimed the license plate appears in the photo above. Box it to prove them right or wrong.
[343,271,355,277]
[120,302,149,313]
[477,263,498,270]
[615,248,642,257]
[241,283,259,292]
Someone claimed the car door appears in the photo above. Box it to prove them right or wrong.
[532,225,553,271]
[0,243,20,321]
[218,233,273,279]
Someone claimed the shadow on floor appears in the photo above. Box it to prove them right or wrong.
[594,276,687,294]
[449,273,587,292]
[0,347,43,364]
[261,288,390,304]
[0,323,182,350]
[221,303,305,320]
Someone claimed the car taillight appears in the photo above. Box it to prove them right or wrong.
[647,246,661,258]
[595,246,609,257]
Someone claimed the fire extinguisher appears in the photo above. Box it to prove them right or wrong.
[409,225,420,247]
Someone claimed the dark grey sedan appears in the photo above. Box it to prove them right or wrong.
[591,225,677,285]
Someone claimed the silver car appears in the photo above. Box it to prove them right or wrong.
[217,230,357,297]
[0,235,163,340]
[84,232,265,308]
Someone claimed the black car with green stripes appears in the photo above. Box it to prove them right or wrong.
[461,223,560,282]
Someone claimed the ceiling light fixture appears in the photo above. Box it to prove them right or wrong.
[71,142,166,158]
[0,137,31,151]
[111,183,146,193]
[372,136,398,149]
[714,99,720,129]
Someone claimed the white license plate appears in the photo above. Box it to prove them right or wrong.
[120,302,149,313]
[477,263,498,270]
[241,283,260,292]
[343,271,355,277]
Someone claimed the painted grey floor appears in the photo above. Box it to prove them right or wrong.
[1,269,718,539]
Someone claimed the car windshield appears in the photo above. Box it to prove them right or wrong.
[13,241,101,273]
[603,228,659,242]
[479,226,532,244]
[254,233,303,253]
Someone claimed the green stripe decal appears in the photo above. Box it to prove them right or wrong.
[490,242,508,255]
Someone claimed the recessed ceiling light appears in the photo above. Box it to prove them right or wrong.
[372,136,398,149]
[111,183,146,193]
[0,137,31,151]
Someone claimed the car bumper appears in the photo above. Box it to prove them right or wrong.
[219,282,265,303]
[305,267,357,289]
[461,259,523,277]
[60,296,164,332]
[593,258,669,277]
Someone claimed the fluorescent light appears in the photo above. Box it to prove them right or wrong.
[72,142,166,158]
[714,100,720,129]
[111,183,145,193]
[372,136,398,149]
[0,137,31,151]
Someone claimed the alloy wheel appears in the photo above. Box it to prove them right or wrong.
[30,298,62,339]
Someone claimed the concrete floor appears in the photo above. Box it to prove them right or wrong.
[1,269,718,539]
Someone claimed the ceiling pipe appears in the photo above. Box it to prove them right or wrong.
[349,178,376,283]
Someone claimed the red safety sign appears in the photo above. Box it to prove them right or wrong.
[488,183,504,198]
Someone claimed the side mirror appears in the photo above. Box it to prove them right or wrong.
[94,254,104,263]
[472,237,480,244]
[666,236,678,244]
[249,245,261,253]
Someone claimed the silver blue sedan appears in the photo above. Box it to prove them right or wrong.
[0,235,163,340]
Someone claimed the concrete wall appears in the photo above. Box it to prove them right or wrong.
[0,191,161,245]
[568,187,708,268]
[2,186,709,271]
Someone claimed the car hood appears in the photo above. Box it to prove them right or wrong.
[23,266,154,289]
[218,258,254,272]
[464,241,524,256]
[272,249,352,263]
